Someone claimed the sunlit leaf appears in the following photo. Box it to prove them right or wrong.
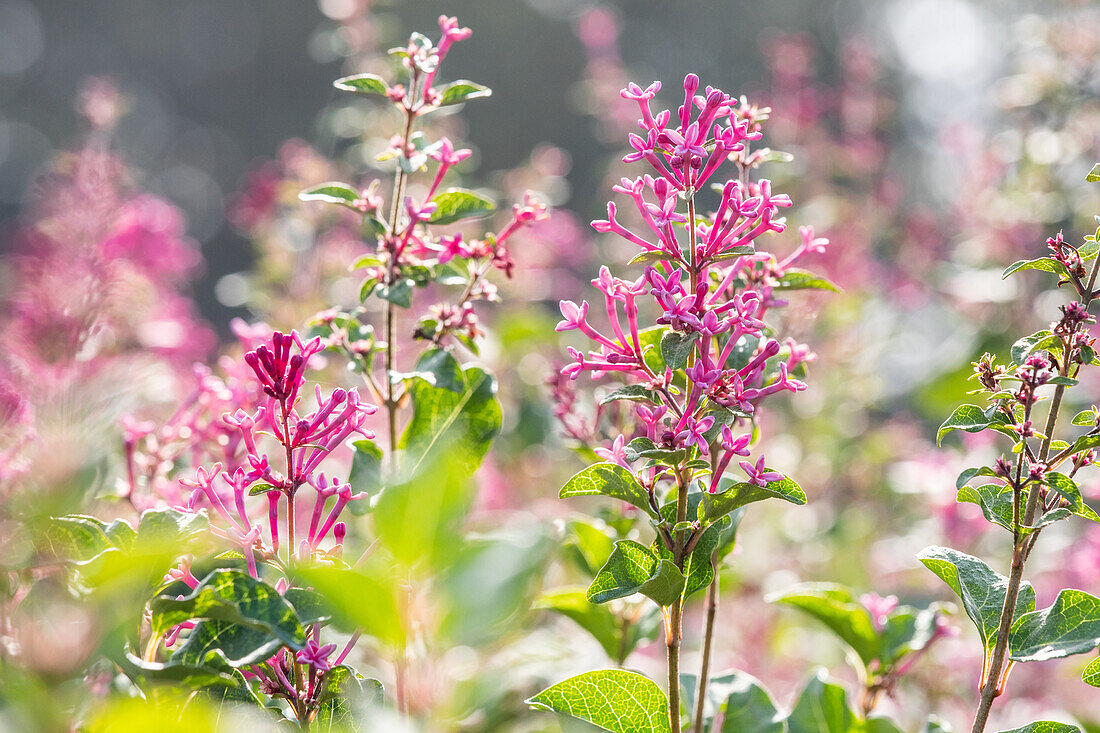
[587,539,685,607]
[785,670,856,733]
[919,545,1035,653]
[701,474,806,522]
[149,570,305,651]
[527,669,670,733]
[1009,589,1100,662]
[559,462,658,519]
[770,583,880,666]
[427,188,495,225]
[333,73,388,96]
[436,80,492,106]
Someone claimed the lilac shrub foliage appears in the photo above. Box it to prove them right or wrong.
[930,168,1100,733]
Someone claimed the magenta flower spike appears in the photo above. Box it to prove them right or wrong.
[547,72,833,733]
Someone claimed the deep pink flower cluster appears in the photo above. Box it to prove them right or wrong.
[175,330,376,575]
[557,75,825,491]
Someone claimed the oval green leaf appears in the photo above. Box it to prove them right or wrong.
[527,669,670,733]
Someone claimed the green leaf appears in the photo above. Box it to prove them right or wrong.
[203,667,262,707]
[333,73,388,96]
[407,347,464,393]
[437,527,554,645]
[347,439,383,514]
[295,562,405,647]
[352,254,385,270]
[637,326,668,373]
[1068,433,1100,456]
[169,620,284,669]
[426,188,496,225]
[436,79,492,106]
[375,279,413,308]
[399,364,501,478]
[956,466,999,489]
[660,330,700,371]
[559,463,657,519]
[786,670,856,733]
[923,716,955,733]
[1081,655,1100,686]
[710,671,784,733]
[1002,258,1070,280]
[701,474,807,522]
[372,458,475,571]
[1011,330,1061,366]
[936,404,1012,446]
[599,384,659,406]
[758,148,795,164]
[996,724,1081,733]
[1072,410,1096,427]
[104,519,136,550]
[629,250,678,266]
[136,508,209,549]
[246,482,279,496]
[1088,163,1100,183]
[963,479,1073,530]
[527,669,670,733]
[864,720,907,733]
[770,583,880,666]
[535,588,623,661]
[918,546,1035,652]
[775,268,842,293]
[1043,472,1100,523]
[362,216,387,240]
[150,570,305,651]
[623,437,685,465]
[315,664,384,730]
[1009,589,1100,662]
[121,650,238,689]
[709,245,755,262]
[283,588,331,627]
[587,540,685,607]
[879,604,949,668]
[566,520,615,576]
[39,515,111,562]
[680,516,731,599]
[956,483,1018,532]
[700,402,750,442]
[299,182,361,209]
[359,276,379,301]
[723,333,761,370]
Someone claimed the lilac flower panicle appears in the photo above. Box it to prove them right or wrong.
[555,73,827,495]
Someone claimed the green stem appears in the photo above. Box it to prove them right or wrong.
[666,613,681,732]
[278,399,308,722]
[687,195,698,294]
[382,104,417,466]
[666,467,690,733]
[692,571,718,733]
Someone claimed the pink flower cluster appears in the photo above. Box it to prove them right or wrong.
[0,79,213,487]
[557,75,826,491]
[175,330,376,574]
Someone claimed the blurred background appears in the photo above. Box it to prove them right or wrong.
[2,0,1100,729]
[6,0,1073,329]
